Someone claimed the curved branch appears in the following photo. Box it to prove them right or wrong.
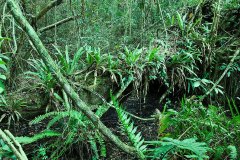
[36,0,63,21]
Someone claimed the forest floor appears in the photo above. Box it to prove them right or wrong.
[1,93,160,159]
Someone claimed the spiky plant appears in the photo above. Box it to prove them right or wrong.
[0,95,26,128]
[53,45,84,76]
[227,145,238,160]
[111,95,147,159]
[0,49,9,94]
[147,137,210,160]
[29,94,107,160]
[26,59,56,92]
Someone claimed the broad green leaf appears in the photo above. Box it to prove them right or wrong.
[0,64,7,71]
[16,130,60,144]
[193,81,201,88]
[0,74,6,80]
[227,145,237,160]
[0,81,5,93]
[176,12,184,31]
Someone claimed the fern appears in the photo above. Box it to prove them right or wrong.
[96,133,107,158]
[112,96,147,159]
[214,146,225,159]
[30,109,108,159]
[227,145,237,160]
[30,110,86,128]
[149,137,210,160]
[89,135,99,160]
[16,130,60,144]
[50,130,78,160]
[88,132,107,159]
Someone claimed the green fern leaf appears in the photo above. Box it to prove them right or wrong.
[112,95,146,159]
[154,137,210,160]
[89,135,99,160]
[16,130,60,144]
[30,110,86,127]
[228,145,237,160]
[96,133,107,158]
[47,114,65,129]
[30,112,58,125]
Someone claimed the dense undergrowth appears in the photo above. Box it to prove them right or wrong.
[0,0,240,159]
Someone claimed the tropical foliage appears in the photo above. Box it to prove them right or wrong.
[0,0,239,159]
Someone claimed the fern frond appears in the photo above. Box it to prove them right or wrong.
[47,114,65,129]
[16,130,60,144]
[30,110,86,128]
[228,145,237,160]
[150,137,210,160]
[112,96,147,159]
[96,132,107,158]
[30,112,59,125]
[50,130,78,160]
[88,135,99,160]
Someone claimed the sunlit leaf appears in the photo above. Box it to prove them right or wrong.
[193,81,201,88]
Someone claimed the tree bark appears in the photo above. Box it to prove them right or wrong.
[0,129,28,160]
[31,0,63,29]
[6,0,136,156]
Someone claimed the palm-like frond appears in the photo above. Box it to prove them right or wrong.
[112,95,147,159]
[30,110,86,128]
[16,130,60,144]
[149,137,210,160]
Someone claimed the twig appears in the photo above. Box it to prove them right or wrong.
[159,84,174,103]
[126,112,155,121]
[4,130,28,160]
[200,49,239,101]
[178,126,193,140]
[157,0,168,38]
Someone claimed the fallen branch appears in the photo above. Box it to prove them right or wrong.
[0,129,28,160]
[96,77,133,117]
[200,49,239,101]
[74,79,155,121]
[38,15,80,33]
[35,0,63,21]
[159,83,174,103]
[6,0,137,156]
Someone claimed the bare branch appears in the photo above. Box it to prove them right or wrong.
[200,49,239,101]
[0,129,28,160]
[36,0,63,21]
[38,15,80,33]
